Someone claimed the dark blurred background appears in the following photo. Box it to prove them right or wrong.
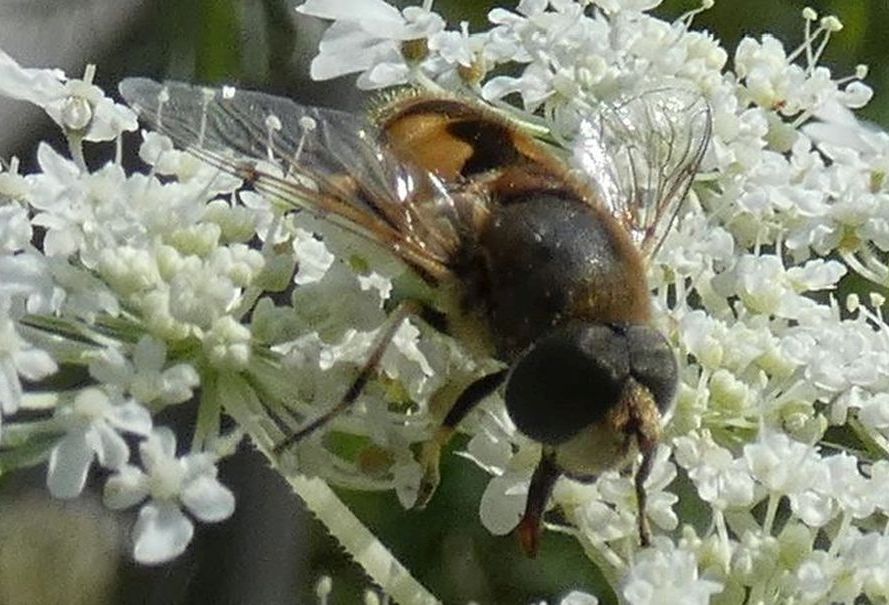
[0,1,886,603]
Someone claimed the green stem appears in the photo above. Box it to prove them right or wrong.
[286,475,440,605]
[66,133,87,172]
[219,371,440,604]
[762,493,779,536]
[193,367,222,452]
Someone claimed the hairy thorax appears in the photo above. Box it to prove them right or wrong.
[470,194,651,362]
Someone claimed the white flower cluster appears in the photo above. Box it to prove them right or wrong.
[297,0,889,602]
[0,0,888,602]
[0,56,241,564]
[0,49,435,564]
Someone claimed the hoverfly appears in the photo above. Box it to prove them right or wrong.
[119,78,711,556]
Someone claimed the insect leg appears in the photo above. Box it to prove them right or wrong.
[272,299,421,455]
[623,377,663,547]
[634,434,657,548]
[515,449,560,558]
[414,368,508,508]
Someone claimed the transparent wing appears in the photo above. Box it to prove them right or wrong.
[119,78,462,279]
[573,89,712,260]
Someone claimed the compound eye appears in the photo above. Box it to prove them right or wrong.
[627,325,677,413]
[505,323,630,445]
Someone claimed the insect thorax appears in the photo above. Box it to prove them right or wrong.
[473,193,651,361]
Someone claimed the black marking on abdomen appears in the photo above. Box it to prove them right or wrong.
[446,119,519,177]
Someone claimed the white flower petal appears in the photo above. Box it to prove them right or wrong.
[356,59,409,89]
[623,540,724,604]
[9,344,56,383]
[0,49,65,107]
[47,429,94,499]
[595,0,660,12]
[181,475,235,522]
[140,426,178,472]
[297,0,401,22]
[481,75,523,102]
[0,358,23,414]
[466,431,513,474]
[104,465,150,509]
[88,347,132,386]
[133,336,166,372]
[35,141,80,186]
[0,253,58,314]
[81,96,138,141]
[560,591,599,605]
[393,460,422,509]
[106,400,153,436]
[132,501,194,565]
[310,25,388,80]
[182,451,217,479]
[159,363,200,404]
[293,228,335,285]
[42,228,80,258]
[316,20,379,54]
[90,421,130,470]
[479,473,528,536]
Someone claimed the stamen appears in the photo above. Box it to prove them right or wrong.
[836,64,869,86]
[680,0,715,28]
[847,290,889,333]
[115,133,123,166]
[156,86,170,128]
[788,8,819,65]
[264,113,282,163]
[788,9,843,75]
[811,16,842,68]
[294,116,317,165]
[82,63,96,85]
[199,87,214,147]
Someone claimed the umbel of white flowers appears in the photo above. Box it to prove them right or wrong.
[1,1,889,604]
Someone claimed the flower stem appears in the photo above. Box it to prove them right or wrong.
[287,474,441,605]
[762,493,779,536]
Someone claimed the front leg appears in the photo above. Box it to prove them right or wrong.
[515,448,560,558]
[634,432,658,548]
[626,378,664,548]
[414,368,508,508]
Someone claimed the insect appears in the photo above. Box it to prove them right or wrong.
[119,78,711,556]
